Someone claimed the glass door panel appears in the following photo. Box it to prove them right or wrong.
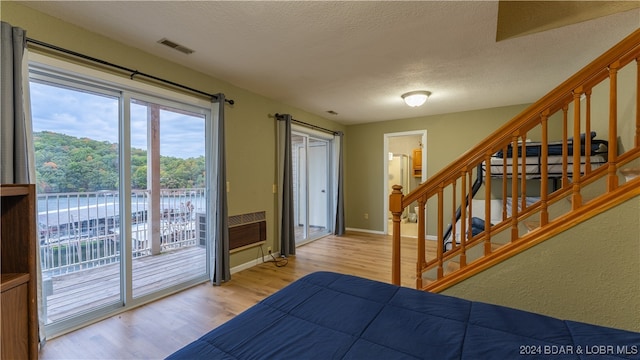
[30,80,122,324]
[130,98,208,298]
[292,135,307,242]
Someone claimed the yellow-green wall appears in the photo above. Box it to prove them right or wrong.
[1,2,346,268]
[442,194,640,332]
[345,104,530,232]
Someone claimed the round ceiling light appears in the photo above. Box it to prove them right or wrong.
[401,90,431,107]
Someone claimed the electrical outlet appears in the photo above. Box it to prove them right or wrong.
[267,246,272,254]
[364,213,369,220]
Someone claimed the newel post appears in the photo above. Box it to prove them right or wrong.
[390,185,404,285]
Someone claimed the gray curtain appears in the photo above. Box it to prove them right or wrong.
[1,21,44,345]
[1,21,32,184]
[334,131,345,235]
[211,94,230,285]
[277,114,295,256]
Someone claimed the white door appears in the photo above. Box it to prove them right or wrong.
[308,141,328,227]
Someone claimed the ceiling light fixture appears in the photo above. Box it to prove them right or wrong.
[401,90,431,107]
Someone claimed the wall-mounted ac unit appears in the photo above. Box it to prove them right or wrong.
[197,211,266,252]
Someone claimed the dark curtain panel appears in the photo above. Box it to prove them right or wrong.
[0,21,31,184]
[1,21,44,345]
[278,114,295,256]
[212,94,230,285]
[334,131,345,235]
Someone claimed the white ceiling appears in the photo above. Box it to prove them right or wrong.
[18,1,640,125]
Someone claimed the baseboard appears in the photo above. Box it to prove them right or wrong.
[345,227,386,235]
[230,251,281,274]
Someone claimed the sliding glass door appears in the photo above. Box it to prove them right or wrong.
[129,96,208,299]
[29,62,211,336]
[292,131,332,244]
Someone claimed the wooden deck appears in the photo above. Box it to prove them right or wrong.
[45,245,206,323]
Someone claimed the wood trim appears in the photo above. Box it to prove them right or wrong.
[424,181,640,293]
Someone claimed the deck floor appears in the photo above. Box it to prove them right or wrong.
[45,245,206,323]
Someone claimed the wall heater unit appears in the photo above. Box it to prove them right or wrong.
[197,211,266,252]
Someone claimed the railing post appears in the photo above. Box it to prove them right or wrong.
[572,88,583,209]
[562,105,569,187]
[389,185,404,285]
[436,184,444,279]
[584,88,593,174]
[540,110,549,226]
[510,134,519,242]
[148,105,162,255]
[460,169,467,267]
[416,197,426,289]
[608,61,620,191]
[484,153,492,255]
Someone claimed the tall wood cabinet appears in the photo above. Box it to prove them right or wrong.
[412,148,422,177]
[1,184,38,359]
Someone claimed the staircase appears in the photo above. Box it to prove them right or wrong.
[389,28,640,292]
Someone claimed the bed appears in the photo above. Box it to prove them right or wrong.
[486,132,608,180]
[167,271,640,359]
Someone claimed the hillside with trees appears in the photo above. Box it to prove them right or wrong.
[34,131,205,193]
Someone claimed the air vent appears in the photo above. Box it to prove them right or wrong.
[157,38,194,55]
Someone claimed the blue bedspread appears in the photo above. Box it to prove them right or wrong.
[167,272,640,359]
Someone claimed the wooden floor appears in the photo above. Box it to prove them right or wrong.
[45,246,206,322]
[39,231,432,359]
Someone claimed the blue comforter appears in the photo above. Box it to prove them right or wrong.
[167,272,640,359]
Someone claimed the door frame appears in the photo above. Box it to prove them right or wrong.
[383,130,427,235]
[292,126,334,245]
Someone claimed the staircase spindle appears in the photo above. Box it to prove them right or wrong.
[572,88,583,209]
[417,197,426,289]
[436,185,444,279]
[585,89,593,174]
[562,105,569,188]
[636,58,640,148]
[510,134,519,241]
[520,131,527,211]
[608,61,620,191]
[540,111,550,226]
[459,170,467,268]
[484,153,492,255]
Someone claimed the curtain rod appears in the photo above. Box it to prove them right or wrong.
[26,37,234,105]
[274,113,340,136]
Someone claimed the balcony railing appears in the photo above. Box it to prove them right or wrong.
[37,188,206,276]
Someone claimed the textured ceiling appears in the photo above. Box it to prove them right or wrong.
[17,1,640,125]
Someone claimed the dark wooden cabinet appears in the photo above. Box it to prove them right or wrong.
[1,184,38,359]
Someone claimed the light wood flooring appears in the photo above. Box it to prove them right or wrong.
[39,231,432,360]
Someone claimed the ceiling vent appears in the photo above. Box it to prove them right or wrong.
[157,38,194,55]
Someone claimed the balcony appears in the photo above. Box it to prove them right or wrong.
[38,189,208,323]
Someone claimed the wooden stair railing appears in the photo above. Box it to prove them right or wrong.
[390,28,640,290]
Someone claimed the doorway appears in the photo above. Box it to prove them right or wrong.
[292,131,333,244]
[383,131,427,236]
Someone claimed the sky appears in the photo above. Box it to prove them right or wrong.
[29,81,206,159]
